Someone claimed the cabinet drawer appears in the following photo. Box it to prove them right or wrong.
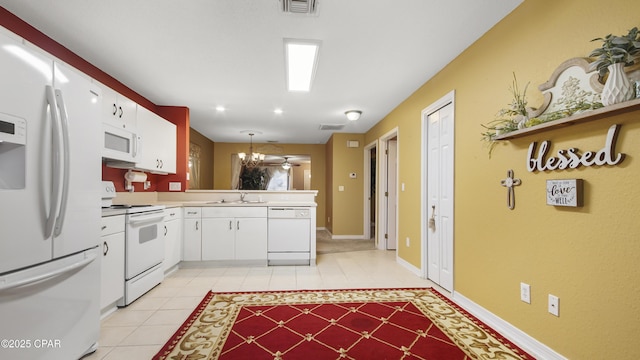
[202,206,267,218]
[101,215,124,236]
[183,207,201,218]
[164,207,183,221]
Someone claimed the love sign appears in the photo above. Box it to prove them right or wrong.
[546,179,584,207]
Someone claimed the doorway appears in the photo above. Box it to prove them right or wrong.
[377,128,399,251]
[364,141,377,245]
[422,91,455,292]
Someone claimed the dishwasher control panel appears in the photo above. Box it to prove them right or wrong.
[268,207,310,218]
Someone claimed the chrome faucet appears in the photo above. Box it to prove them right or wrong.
[240,192,247,202]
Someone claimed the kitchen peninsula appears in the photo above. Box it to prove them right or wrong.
[112,190,318,268]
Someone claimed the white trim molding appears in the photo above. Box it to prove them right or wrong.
[396,255,423,278]
[453,291,568,360]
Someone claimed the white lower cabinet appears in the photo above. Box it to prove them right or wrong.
[163,208,182,273]
[201,207,267,263]
[100,215,125,313]
[182,207,202,261]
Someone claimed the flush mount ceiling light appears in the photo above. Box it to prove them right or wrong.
[345,110,362,121]
[284,39,321,92]
[238,133,265,168]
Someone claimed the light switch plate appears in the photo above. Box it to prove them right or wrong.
[548,294,559,316]
[520,283,531,304]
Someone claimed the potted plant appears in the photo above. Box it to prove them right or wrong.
[589,27,640,106]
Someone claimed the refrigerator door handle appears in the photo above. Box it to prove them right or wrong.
[0,252,97,293]
[53,89,71,237]
[44,85,63,239]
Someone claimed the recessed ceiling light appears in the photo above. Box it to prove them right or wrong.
[274,108,283,114]
[284,39,321,92]
[215,106,226,112]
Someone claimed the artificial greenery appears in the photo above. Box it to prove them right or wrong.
[239,166,266,190]
[588,27,640,81]
[481,73,603,157]
[481,73,530,157]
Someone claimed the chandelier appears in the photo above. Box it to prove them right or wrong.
[238,133,265,168]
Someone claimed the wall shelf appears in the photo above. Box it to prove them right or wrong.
[494,98,640,140]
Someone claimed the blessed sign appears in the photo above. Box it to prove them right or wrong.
[527,124,625,172]
[546,179,584,207]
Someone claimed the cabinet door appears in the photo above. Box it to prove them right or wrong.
[100,232,125,310]
[163,218,181,271]
[136,106,176,174]
[102,87,136,130]
[236,218,267,260]
[202,218,235,260]
[183,218,201,261]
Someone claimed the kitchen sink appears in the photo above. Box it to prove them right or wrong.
[206,200,266,204]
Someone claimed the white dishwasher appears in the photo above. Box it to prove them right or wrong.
[268,207,311,265]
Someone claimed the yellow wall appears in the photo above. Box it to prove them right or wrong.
[212,142,327,228]
[189,128,214,189]
[365,0,640,358]
[328,133,365,236]
[325,136,334,232]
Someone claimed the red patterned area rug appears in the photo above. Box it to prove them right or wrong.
[153,288,533,360]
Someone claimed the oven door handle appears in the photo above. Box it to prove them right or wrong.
[128,213,165,226]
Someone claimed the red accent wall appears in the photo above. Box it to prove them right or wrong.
[156,106,190,192]
[1,7,190,192]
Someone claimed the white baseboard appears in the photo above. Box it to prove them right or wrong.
[331,234,367,240]
[396,255,423,277]
[453,291,567,360]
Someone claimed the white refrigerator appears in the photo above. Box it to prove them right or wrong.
[0,27,102,359]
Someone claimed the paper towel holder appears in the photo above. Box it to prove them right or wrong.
[124,169,147,192]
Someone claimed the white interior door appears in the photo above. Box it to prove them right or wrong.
[386,139,397,250]
[425,95,454,292]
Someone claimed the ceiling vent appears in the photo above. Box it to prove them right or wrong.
[281,0,318,14]
[319,124,345,131]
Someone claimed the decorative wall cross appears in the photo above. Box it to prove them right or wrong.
[500,169,521,210]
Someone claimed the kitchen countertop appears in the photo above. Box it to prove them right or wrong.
[102,201,316,217]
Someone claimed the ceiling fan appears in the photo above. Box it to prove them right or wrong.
[281,156,292,170]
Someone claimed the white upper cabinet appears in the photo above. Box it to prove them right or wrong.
[101,86,137,130]
[136,106,177,174]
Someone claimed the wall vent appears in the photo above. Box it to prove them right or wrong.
[319,124,345,131]
[281,0,318,14]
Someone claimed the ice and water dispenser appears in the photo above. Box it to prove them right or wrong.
[0,113,26,189]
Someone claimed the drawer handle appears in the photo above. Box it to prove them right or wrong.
[101,225,107,230]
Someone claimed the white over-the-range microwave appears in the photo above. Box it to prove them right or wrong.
[102,123,142,163]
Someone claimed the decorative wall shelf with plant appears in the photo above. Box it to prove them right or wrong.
[482,27,640,155]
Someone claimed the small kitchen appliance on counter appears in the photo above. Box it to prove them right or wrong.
[101,180,166,305]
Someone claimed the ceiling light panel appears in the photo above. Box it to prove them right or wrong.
[284,39,320,92]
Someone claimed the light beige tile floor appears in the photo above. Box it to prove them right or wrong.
[84,248,442,360]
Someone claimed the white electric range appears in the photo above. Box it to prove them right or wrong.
[101,181,165,306]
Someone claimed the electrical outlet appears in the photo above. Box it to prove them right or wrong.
[520,283,531,304]
[548,294,559,316]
